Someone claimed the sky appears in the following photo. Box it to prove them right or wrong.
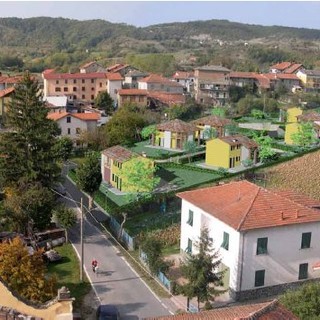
[0,1,320,30]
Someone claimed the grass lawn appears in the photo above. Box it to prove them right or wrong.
[129,140,181,158]
[47,244,91,311]
[157,165,221,189]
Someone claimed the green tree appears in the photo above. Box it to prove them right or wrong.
[0,72,60,189]
[118,157,160,193]
[250,109,266,119]
[203,127,217,140]
[94,90,114,115]
[183,140,198,163]
[280,282,320,319]
[0,237,57,303]
[141,125,157,143]
[54,136,73,162]
[291,122,317,148]
[253,134,277,163]
[179,227,224,310]
[52,204,77,242]
[76,151,102,197]
[211,107,226,118]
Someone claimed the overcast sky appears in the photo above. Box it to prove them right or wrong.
[1,1,320,30]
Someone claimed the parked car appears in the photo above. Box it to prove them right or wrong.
[43,249,62,263]
[96,305,120,320]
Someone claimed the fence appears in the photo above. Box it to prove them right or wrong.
[109,216,135,250]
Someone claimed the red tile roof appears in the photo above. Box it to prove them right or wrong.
[219,135,258,149]
[107,64,129,73]
[106,72,123,81]
[270,62,292,71]
[284,63,303,74]
[263,73,299,80]
[42,69,56,75]
[0,86,15,98]
[147,91,186,105]
[47,112,100,121]
[145,299,298,320]
[102,145,136,163]
[172,71,194,80]
[43,72,107,80]
[177,180,320,231]
[156,119,199,133]
[229,72,259,79]
[118,89,148,96]
[254,74,270,88]
[0,76,22,84]
[80,61,97,69]
[192,115,232,127]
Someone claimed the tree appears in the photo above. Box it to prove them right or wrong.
[280,282,320,319]
[183,140,198,163]
[94,90,114,115]
[253,134,277,163]
[79,127,108,151]
[0,237,56,303]
[203,127,217,140]
[250,109,266,119]
[76,151,102,199]
[291,122,317,148]
[211,107,226,118]
[118,157,160,193]
[141,125,157,143]
[0,72,60,189]
[52,204,77,242]
[54,136,73,162]
[179,227,224,310]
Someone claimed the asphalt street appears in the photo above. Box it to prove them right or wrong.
[60,172,174,320]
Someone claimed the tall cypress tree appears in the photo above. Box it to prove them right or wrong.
[0,72,60,188]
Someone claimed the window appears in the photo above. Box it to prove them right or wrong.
[73,87,77,92]
[82,79,85,84]
[186,238,192,253]
[100,82,102,88]
[67,128,71,135]
[91,87,94,91]
[91,95,94,100]
[187,210,193,226]
[139,96,144,102]
[254,270,265,287]
[257,237,268,255]
[76,128,81,134]
[82,94,85,99]
[55,87,61,92]
[82,87,85,91]
[299,263,308,280]
[64,87,68,92]
[64,80,68,84]
[56,80,59,84]
[221,232,229,250]
[91,79,94,83]
[301,232,311,249]
[67,116,71,123]
[73,79,77,84]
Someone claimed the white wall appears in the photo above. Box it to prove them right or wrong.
[241,146,250,161]
[241,222,320,291]
[180,199,241,291]
[56,116,94,139]
[164,131,171,148]
[107,80,122,101]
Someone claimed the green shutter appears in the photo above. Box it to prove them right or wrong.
[299,263,308,280]
[255,270,265,287]
[257,237,268,255]
[187,210,193,226]
[301,232,311,249]
[221,232,229,250]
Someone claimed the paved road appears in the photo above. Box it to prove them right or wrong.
[61,172,173,320]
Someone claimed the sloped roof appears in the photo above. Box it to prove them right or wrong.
[118,89,148,96]
[0,86,15,98]
[229,72,259,79]
[43,72,107,80]
[80,61,99,69]
[172,71,194,79]
[270,61,292,71]
[145,299,298,320]
[147,91,186,106]
[47,112,100,121]
[156,119,199,133]
[284,63,303,74]
[44,96,68,107]
[138,74,184,87]
[254,74,270,88]
[0,76,22,84]
[192,115,232,127]
[102,145,136,163]
[107,64,129,73]
[106,72,123,81]
[263,73,299,80]
[177,180,320,231]
[218,134,258,149]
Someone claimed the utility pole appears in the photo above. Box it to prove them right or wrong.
[80,197,84,282]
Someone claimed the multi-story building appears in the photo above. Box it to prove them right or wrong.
[296,69,320,93]
[178,180,320,301]
[117,89,148,107]
[194,65,230,105]
[138,74,184,94]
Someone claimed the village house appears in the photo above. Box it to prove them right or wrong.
[147,91,186,109]
[229,71,258,90]
[296,69,320,93]
[138,74,184,94]
[269,62,304,74]
[123,70,149,89]
[117,89,148,108]
[48,111,100,145]
[205,135,258,169]
[101,145,154,192]
[171,71,195,93]
[262,73,301,92]
[79,61,106,73]
[194,65,231,106]
[177,180,320,301]
[152,119,200,150]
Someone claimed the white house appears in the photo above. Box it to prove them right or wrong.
[177,180,320,301]
[105,72,123,102]
[48,111,100,145]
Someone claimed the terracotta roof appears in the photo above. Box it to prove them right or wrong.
[147,91,186,106]
[80,61,98,69]
[284,63,303,74]
[118,89,148,96]
[263,73,299,80]
[0,86,15,98]
[229,72,259,79]
[254,74,270,88]
[172,71,194,79]
[102,145,136,163]
[107,64,129,73]
[270,62,292,71]
[218,135,258,149]
[47,112,100,121]
[43,72,107,80]
[42,69,56,74]
[177,180,320,231]
[297,111,320,122]
[106,72,123,81]
[0,76,22,84]
[192,115,232,127]
[145,299,298,320]
[156,119,199,133]
[138,74,184,87]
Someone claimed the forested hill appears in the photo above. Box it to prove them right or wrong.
[1,17,320,74]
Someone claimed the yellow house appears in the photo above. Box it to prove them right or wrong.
[101,145,154,192]
[192,115,232,139]
[152,119,200,150]
[206,135,258,169]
